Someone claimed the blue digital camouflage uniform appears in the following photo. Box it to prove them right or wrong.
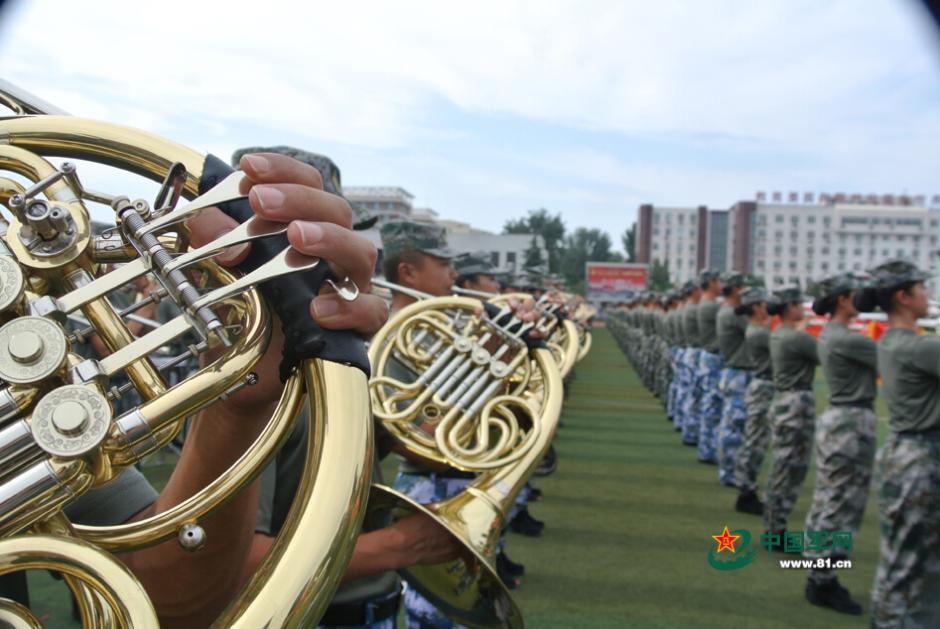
[680,301,702,445]
[696,350,724,463]
[696,296,724,463]
[715,296,753,487]
[394,471,472,629]
[717,368,751,485]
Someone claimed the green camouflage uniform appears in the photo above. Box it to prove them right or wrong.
[871,327,940,627]
[735,321,773,493]
[804,321,877,583]
[763,316,819,535]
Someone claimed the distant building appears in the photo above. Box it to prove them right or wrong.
[637,194,940,296]
[344,186,414,225]
[349,185,547,275]
[636,204,709,286]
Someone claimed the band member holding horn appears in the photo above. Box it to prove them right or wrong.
[802,273,876,616]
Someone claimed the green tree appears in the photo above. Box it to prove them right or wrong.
[622,223,636,262]
[559,227,616,288]
[524,235,544,269]
[649,259,672,291]
[503,208,566,273]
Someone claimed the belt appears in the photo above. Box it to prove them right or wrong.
[896,429,940,441]
[320,588,401,626]
[831,402,874,410]
[398,462,476,479]
[780,387,812,393]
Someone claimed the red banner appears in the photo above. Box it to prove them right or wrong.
[586,263,648,302]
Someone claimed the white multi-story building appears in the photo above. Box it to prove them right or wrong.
[636,204,710,286]
[344,186,414,225]
[349,185,548,276]
[638,195,940,297]
[747,202,940,293]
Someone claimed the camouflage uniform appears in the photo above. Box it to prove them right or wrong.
[715,277,753,487]
[867,263,940,628]
[804,306,878,587]
[735,377,774,493]
[717,368,751,484]
[803,406,876,565]
[871,435,940,627]
[679,298,702,445]
[763,390,817,534]
[696,276,724,463]
[696,350,724,463]
[395,471,472,629]
[763,296,818,535]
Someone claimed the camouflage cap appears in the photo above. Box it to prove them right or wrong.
[740,287,770,307]
[814,273,864,299]
[868,259,931,289]
[721,272,748,288]
[380,220,455,260]
[454,251,506,276]
[699,268,721,285]
[230,146,377,230]
[774,286,804,304]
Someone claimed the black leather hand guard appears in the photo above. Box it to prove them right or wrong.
[199,154,370,381]
[483,302,547,350]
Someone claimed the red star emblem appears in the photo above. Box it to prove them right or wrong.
[712,526,741,554]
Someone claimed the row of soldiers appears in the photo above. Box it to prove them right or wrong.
[609,263,940,628]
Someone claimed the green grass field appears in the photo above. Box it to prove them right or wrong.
[505,327,881,628]
[21,327,882,627]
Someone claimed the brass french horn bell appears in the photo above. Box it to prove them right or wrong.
[368,279,564,628]
[0,81,371,627]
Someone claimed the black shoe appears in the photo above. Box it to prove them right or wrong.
[496,553,521,589]
[535,446,557,477]
[510,508,544,537]
[528,487,543,502]
[805,578,863,615]
[497,551,525,576]
[735,491,764,515]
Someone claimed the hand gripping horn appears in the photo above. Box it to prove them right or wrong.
[0,83,371,627]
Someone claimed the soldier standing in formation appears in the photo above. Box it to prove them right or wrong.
[608,259,940,623]
[715,273,751,486]
[802,274,877,615]
[696,271,725,465]
[763,287,819,548]
[857,261,940,627]
[732,288,774,516]
[679,281,703,446]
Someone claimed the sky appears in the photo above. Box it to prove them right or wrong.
[1,0,939,251]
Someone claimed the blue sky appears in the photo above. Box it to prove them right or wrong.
[1,0,939,251]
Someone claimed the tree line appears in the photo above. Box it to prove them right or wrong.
[503,209,647,294]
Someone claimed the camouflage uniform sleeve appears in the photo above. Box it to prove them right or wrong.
[911,336,940,377]
[841,332,878,372]
[797,331,819,365]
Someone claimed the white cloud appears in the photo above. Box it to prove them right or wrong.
[1,0,938,241]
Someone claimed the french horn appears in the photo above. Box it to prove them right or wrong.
[367,278,564,628]
[0,80,371,627]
